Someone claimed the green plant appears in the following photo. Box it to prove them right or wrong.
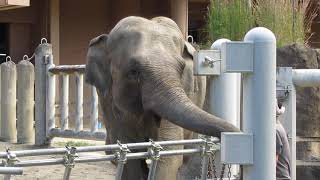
[206,0,254,43]
[253,0,308,47]
[205,0,312,47]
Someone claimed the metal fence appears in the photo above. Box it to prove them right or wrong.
[0,138,224,180]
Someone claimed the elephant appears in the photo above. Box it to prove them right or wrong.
[85,16,239,180]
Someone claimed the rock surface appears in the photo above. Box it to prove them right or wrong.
[277,43,320,180]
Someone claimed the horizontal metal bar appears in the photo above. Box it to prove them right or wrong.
[296,136,320,142]
[296,160,320,167]
[0,167,23,175]
[75,155,115,163]
[292,69,320,87]
[14,158,65,167]
[48,128,106,141]
[0,139,211,158]
[48,65,86,74]
[2,149,202,167]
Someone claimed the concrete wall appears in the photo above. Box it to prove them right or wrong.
[60,0,111,65]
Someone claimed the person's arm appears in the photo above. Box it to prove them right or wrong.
[276,130,283,163]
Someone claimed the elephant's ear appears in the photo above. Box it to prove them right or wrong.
[183,41,196,60]
[85,34,111,96]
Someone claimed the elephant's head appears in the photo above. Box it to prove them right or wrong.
[86,16,239,141]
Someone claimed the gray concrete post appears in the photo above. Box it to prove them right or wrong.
[243,27,276,180]
[35,41,53,145]
[17,60,35,144]
[1,60,17,143]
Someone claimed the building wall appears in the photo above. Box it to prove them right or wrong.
[0,0,47,63]
[59,0,111,65]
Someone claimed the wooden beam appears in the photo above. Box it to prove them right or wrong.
[170,0,188,38]
[50,0,59,65]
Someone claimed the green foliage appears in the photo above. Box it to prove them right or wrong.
[207,0,254,42]
[205,0,309,47]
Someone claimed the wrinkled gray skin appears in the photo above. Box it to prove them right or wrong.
[85,16,239,180]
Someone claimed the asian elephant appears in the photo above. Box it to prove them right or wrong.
[85,16,239,180]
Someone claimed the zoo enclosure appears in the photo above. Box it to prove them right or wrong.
[0,27,319,179]
[0,138,224,180]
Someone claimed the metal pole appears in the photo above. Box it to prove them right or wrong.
[17,60,35,144]
[243,27,276,180]
[200,136,210,180]
[75,73,83,132]
[276,67,296,180]
[60,74,69,130]
[147,141,162,180]
[90,86,98,132]
[0,167,23,175]
[210,39,241,177]
[115,142,130,180]
[35,41,53,145]
[292,69,320,87]
[46,55,56,138]
[63,147,78,180]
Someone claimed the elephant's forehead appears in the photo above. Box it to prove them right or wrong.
[110,18,183,43]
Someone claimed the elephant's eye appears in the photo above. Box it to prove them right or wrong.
[127,69,140,80]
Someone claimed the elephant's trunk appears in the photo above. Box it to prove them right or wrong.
[143,79,240,138]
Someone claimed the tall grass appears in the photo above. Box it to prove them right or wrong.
[206,0,311,47]
[207,0,254,42]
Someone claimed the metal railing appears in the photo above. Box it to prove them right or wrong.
[0,138,221,180]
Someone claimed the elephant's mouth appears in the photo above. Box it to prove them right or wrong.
[141,110,161,141]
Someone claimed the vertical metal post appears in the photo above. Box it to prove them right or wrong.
[35,40,53,145]
[17,60,35,144]
[115,142,130,180]
[200,136,210,180]
[60,74,69,130]
[1,60,17,143]
[277,67,296,180]
[287,83,296,180]
[147,140,162,180]
[210,39,241,177]
[90,86,98,132]
[242,27,276,180]
[63,147,78,180]
[46,55,56,138]
[75,73,83,132]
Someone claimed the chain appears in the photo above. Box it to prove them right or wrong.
[212,155,217,179]
[220,164,226,179]
[227,164,232,180]
[206,156,212,178]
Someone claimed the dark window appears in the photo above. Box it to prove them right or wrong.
[0,23,9,64]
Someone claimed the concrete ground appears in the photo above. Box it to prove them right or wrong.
[0,138,116,180]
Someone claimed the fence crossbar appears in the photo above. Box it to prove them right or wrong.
[48,65,86,75]
[0,139,212,158]
[0,167,23,175]
[0,149,203,168]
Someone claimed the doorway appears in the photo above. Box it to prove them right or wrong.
[0,23,9,64]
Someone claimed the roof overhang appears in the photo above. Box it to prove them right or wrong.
[0,0,30,11]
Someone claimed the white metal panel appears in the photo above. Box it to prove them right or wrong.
[221,42,254,73]
[221,132,253,165]
[193,50,221,75]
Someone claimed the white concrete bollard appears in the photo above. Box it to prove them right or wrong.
[35,41,53,145]
[17,60,35,144]
[1,60,17,143]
